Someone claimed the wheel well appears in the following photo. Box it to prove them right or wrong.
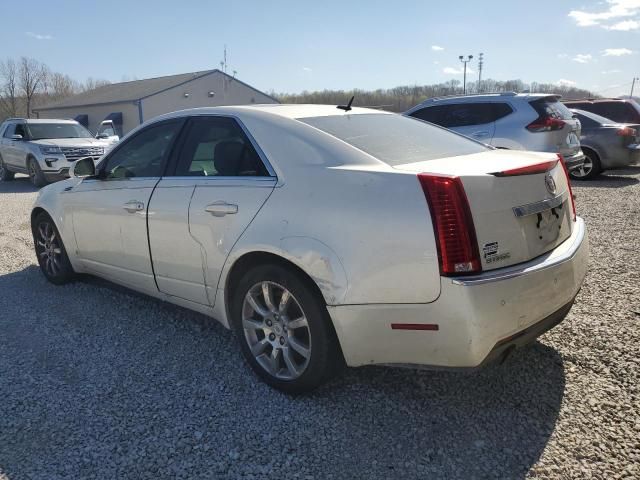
[581,145,599,161]
[225,252,327,311]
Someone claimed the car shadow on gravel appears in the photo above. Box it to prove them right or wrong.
[0,266,566,479]
[572,166,640,188]
[0,176,39,194]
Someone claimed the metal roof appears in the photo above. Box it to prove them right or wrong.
[35,69,277,111]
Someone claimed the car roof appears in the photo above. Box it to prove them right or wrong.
[414,92,558,104]
[563,98,631,104]
[155,104,392,122]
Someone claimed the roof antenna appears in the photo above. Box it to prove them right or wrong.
[337,95,355,112]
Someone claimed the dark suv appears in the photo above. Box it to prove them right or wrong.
[563,98,640,124]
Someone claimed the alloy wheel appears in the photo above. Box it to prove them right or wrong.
[29,161,37,184]
[242,281,311,380]
[35,221,63,277]
[572,156,593,178]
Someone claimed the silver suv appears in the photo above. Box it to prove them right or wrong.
[0,118,108,187]
[405,93,586,172]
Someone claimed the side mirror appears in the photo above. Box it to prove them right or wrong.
[11,134,23,140]
[70,157,97,179]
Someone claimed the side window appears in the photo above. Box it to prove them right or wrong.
[491,103,513,122]
[14,124,27,138]
[3,124,15,138]
[441,103,495,127]
[409,106,448,125]
[102,121,182,180]
[173,116,269,177]
[576,114,598,128]
[591,103,628,122]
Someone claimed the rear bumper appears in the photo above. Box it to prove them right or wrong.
[563,151,586,171]
[329,217,588,368]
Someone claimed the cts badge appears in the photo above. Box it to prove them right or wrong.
[545,173,557,195]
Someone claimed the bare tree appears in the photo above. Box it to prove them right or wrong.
[0,59,19,118]
[43,71,78,101]
[19,57,47,118]
[81,77,111,92]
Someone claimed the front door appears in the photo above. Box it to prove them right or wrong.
[69,119,184,293]
[147,115,276,306]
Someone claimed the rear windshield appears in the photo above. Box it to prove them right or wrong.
[530,98,574,120]
[298,113,488,165]
[27,123,93,140]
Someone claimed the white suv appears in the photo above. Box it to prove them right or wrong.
[405,93,586,172]
[0,118,110,187]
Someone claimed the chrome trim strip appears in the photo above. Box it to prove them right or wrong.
[451,217,585,286]
[512,190,568,217]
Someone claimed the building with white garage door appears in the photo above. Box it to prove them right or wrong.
[34,69,278,136]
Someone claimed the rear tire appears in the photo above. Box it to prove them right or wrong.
[28,157,47,188]
[0,155,15,181]
[570,149,601,180]
[230,264,341,394]
[32,212,75,285]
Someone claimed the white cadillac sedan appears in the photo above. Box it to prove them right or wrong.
[31,105,588,393]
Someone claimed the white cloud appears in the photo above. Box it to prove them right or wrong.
[431,45,444,51]
[443,66,475,75]
[601,69,622,74]
[557,53,569,59]
[557,79,577,87]
[572,53,593,63]
[302,67,312,72]
[606,19,640,29]
[26,31,53,40]
[602,48,634,56]
[568,0,640,28]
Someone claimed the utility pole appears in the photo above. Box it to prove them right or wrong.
[477,53,484,93]
[631,77,639,97]
[459,55,473,94]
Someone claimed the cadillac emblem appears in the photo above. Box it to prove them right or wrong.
[544,173,557,195]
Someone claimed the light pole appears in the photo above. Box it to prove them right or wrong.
[631,77,639,97]
[459,55,473,94]
[477,53,484,93]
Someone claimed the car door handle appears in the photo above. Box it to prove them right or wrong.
[471,131,490,137]
[205,202,238,217]
[122,200,145,213]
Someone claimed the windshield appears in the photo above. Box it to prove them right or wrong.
[27,123,93,140]
[299,113,489,165]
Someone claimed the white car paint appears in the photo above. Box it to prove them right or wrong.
[32,105,588,371]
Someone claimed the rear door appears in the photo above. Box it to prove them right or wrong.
[147,115,276,307]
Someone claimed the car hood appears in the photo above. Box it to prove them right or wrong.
[30,138,110,148]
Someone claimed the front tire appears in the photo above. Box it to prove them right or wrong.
[0,155,15,181]
[28,157,47,188]
[231,264,340,394]
[570,150,601,180]
[32,212,75,285]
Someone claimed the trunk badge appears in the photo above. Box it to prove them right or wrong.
[545,174,557,195]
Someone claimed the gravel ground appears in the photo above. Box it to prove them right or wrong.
[0,169,639,480]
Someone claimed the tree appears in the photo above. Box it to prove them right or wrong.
[81,77,111,92]
[0,59,19,118]
[19,57,47,118]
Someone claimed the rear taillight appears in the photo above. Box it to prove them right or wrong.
[558,154,577,222]
[616,126,637,137]
[526,117,566,132]
[491,160,558,177]
[418,174,481,276]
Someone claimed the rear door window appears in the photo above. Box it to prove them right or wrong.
[590,102,637,123]
[440,103,496,127]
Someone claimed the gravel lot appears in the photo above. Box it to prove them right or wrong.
[1,169,639,479]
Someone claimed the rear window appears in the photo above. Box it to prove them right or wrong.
[298,113,488,165]
[530,97,574,120]
[588,102,639,123]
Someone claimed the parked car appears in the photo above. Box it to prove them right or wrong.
[0,118,110,187]
[31,105,588,393]
[95,119,121,146]
[404,93,586,172]
[563,98,640,124]
[569,109,640,179]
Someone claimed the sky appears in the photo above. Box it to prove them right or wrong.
[2,0,639,96]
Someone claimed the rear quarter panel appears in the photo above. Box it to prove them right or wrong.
[221,113,441,306]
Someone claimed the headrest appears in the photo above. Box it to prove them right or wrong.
[214,141,244,176]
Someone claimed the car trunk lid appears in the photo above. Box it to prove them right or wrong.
[396,149,575,272]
